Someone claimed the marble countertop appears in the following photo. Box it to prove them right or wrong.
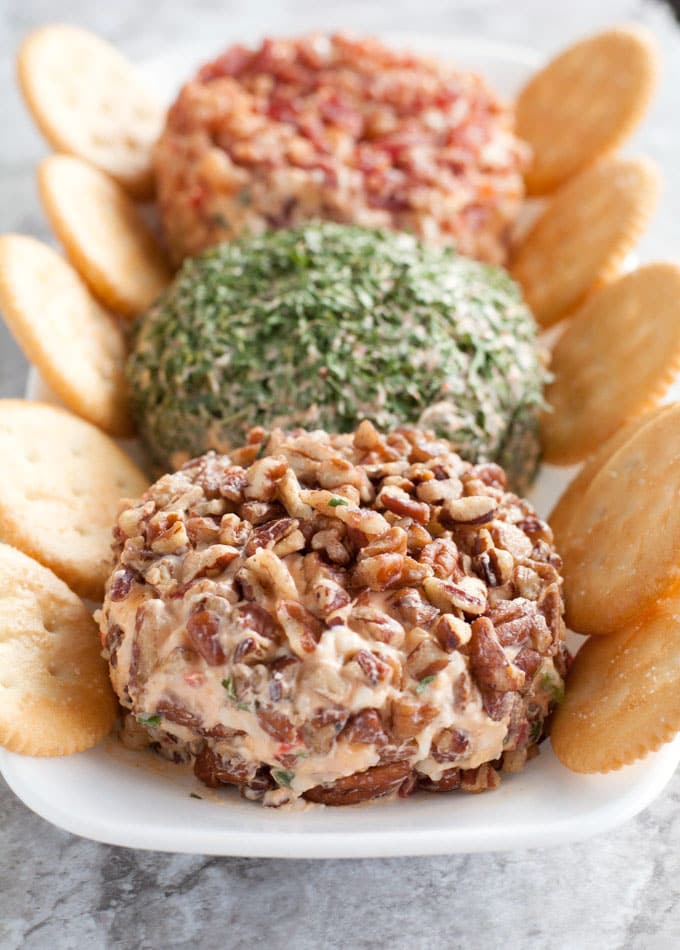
[2,1,680,947]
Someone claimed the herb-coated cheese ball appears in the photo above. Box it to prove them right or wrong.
[128,223,545,490]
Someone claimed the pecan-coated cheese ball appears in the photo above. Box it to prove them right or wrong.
[99,422,567,807]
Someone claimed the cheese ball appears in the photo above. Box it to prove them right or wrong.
[99,422,567,807]
[128,223,546,492]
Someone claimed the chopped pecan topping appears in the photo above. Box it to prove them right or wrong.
[103,422,566,807]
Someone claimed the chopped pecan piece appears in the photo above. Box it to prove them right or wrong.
[194,747,254,788]
[391,696,439,739]
[377,486,430,525]
[257,707,299,743]
[419,538,462,580]
[276,600,322,656]
[423,575,487,615]
[237,603,281,641]
[352,552,404,591]
[245,517,300,555]
[354,649,392,686]
[431,727,470,762]
[303,761,412,805]
[433,614,471,651]
[186,610,225,665]
[339,708,388,745]
[406,637,449,680]
[469,616,525,692]
[156,697,203,728]
[441,495,497,527]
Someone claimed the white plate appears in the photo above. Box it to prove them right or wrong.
[2,33,679,858]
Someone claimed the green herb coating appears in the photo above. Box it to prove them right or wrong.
[128,223,545,490]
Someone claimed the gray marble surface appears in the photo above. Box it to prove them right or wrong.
[2,1,680,947]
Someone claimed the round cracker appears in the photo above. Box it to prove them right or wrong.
[0,543,117,756]
[548,404,672,544]
[556,402,680,635]
[541,264,680,465]
[0,234,132,436]
[510,156,660,327]
[17,25,163,198]
[0,401,148,602]
[551,591,680,773]
[517,27,658,195]
[38,155,171,318]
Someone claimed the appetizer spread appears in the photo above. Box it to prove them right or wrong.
[1,22,679,816]
[98,423,567,805]
[154,33,527,266]
[128,223,545,490]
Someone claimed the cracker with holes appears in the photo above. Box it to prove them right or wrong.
[0,234,132,436]
[0,543,117,755]
[541,264,680,464]
[551,591,680,773]
[510,156,660,327]
[38,155,172,318]
[17,24,163,198]
[517,27,658,195]
[0,401,148,601]
[555,402,680,636]
[548,404,672,543]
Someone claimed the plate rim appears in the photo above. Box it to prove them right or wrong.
[3,737,680,857]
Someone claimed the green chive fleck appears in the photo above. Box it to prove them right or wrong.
[540,672,565,705]
[221,677,237,700]
[415,675,437,694]
[190,792,203,800]
[137,714,161,727]
[272,769,295,789]
[328,497,349,507]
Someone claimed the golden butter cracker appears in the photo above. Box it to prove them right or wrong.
[551,591,680,773]
[0,543,117,756]
[548,404,672,544]
[556,402,680,635]
[542,264,680,464]
[39,155,171,318]
[17,24,163,198]
[0,234,132,436]
[517,26,658,195]
[511,156,660,327]
[0,401,148,601]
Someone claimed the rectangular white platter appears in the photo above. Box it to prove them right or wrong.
[2,33,679,858]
